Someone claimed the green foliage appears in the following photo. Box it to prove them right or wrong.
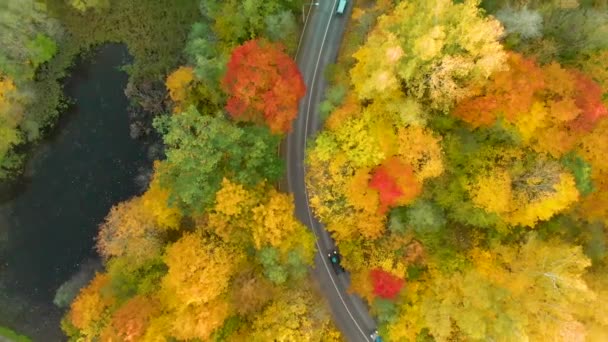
[199,0,302,49]
[0,0,64,81]
[26,34,58,69]
[373,298,399,325]
[154,106,283,212]
[560,152,595,196]
[257,246,288,284]
[67,0,110,12]
[264,10,299,53]
[0,326,32,342]
[105,257,167,302]
[46,0,200,82]
[495,7,543,40]
[184,21,227,106]
[541,7,608,62]
[584,222,607,263]
[286,250,309,281]
[403,199,446,234]
[212,315,243,342]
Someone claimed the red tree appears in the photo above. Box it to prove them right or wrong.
[222,39,306,134]
[570,71,608,131]
[370,268,405,299]
[369,157,421,213]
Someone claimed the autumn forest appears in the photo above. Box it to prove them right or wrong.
[1,0,608,341]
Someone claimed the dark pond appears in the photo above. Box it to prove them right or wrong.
[0,44,152,341]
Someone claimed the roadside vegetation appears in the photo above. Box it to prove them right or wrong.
[308,0,608,340]
[53,0,344,341]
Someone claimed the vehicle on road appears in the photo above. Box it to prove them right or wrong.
[336,0,348,14]
[370,330,383,342]
[328,250,345,273]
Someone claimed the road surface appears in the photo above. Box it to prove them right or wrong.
[283,1,377,341]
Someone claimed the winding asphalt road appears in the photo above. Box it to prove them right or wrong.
[282,1,377,341]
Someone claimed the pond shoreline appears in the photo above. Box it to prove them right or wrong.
[0,43,159,341]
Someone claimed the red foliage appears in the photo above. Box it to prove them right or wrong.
[369,167,403,211]
[570,71,608,131]
[369,157,422,213]
[370,268,405,300]
[222,39,306,134]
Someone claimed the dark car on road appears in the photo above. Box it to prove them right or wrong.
[328,250,345,273]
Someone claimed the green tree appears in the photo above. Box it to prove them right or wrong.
[154,106,283,212]
[0,0,63,81]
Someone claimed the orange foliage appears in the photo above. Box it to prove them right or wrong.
[325,94,361,131]
[453,52,544,127]
[68,273,115,337]
[222,39,305,133]
[101,296,160,342]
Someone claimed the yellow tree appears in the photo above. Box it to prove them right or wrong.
[167,296,232,341]
[578,118,608,224]
[165,66,194,113]
[466,158,580,228]
[387,236,602,341]
[251,189,301,249]
[141,167,182,230]
[250,288,332,341]
[161,233,242,308]
[396,126,444,182]
[350,0,506,111]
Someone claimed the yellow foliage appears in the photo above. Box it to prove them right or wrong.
[213,177,256,217]
[350,30,404,102]
[344,168,378,213]
[250,289,330,341]
[396,126,444,181]
[514,101,549,143]
[333,112,385,167]
[468,169,513,214]
[168,297,231,341]
[141,171,182,230]
[251,190,300,249]
[349,268,376,304]
[0,75,16,111]
[387,302,425,342]
[161,233,242,308]
[165,66,194,112]
[507,173,579,227]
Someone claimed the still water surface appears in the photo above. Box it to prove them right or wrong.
[0,44,149,340]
